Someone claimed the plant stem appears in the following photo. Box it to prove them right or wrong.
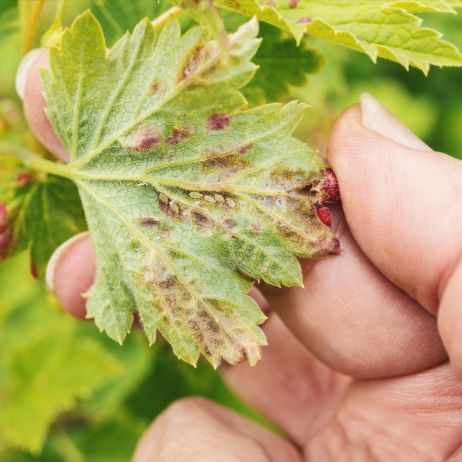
[20,0,46,55]
[52,431,85,462]
[151,6,183,30]
[0,143,73,179]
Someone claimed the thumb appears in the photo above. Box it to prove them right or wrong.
[328,95,462,369]
[17,48,69,161]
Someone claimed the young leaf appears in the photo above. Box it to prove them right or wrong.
[215,0,462,73]
[243,23,323,104]
[42,12,338,367]
[91,0,167,46]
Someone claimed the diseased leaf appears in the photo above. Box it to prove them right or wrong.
[243,23,323,104]
[214,0,462,73]
[42,12,338,367]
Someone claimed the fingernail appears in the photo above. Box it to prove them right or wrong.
[46,232,89,291]
[15,48,44,101]
[360,92,431,151]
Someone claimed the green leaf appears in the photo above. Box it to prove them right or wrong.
[0,328,121,453]
[0,163,87,277]
[91,0,167,46]
[0,0,18,45]
[214,0,462,73]
[243,23,323,104]
[42,12,338,367]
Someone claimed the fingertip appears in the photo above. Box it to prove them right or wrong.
[438,259,462,375]
[21,48,69,161]
[16,48,44,100]
[47,232,96,320]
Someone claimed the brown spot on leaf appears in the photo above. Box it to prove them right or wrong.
[207,113,230,131]
[158,275,176,289]
[192,209,212,228]
[181,46,204,80]
[289,0,299,8]
[121,124,161,152]
[150,81,160,94]
[314,236,341,257]
[202,143,252,170]
[223,218,236,229]
[166,128,191,145]
[297,17,312,24]
[250,224,263,235]
[140,217,159,226]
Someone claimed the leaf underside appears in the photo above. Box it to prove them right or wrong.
[214,0,462,74]
[43,12,338,367]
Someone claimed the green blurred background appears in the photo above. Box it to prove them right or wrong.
[0,1,461,460]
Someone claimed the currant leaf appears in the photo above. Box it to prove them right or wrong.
[214,0,462,74]
[243,23,323,104]
[0,327,120,453]
[42,12,338,367]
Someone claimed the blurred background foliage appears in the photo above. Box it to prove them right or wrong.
[0,0,461,460]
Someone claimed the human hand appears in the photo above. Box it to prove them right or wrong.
[19,50,462,461]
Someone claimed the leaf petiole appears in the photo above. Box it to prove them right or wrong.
[0,142,73,179]
[151,6,183,30]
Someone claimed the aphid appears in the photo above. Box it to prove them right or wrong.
[159,193,169,204]
[214,194,225,203]
[204,195,216,204]
[226,198,236,208]
[170,202,180,214]
[189,191,203,199]
[275,198,284,208]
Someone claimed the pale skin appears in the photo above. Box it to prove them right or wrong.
[20,50,462,461]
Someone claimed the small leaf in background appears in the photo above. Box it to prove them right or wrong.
[42,12,338,367]
[215,0,462,73]
[0,327,121,453]
[0,0,18,46]
[91,0,168,46]
[0,168,86,277]
[244,23,323,104]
